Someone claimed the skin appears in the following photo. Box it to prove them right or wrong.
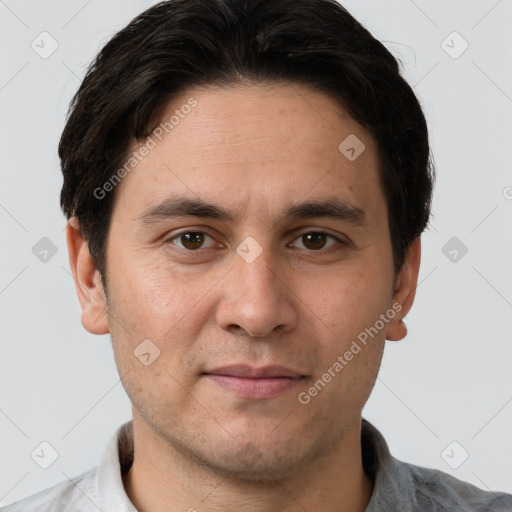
[67,82,421,512]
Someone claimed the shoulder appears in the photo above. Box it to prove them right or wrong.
[400,459,512,511]
[362,419,511,512]
[0,467,98,512]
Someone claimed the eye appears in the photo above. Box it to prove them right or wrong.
[165,230,344,253]
[167,231,219,251]
[290,231,343,251]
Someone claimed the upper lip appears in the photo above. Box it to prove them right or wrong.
[204,365,305,379]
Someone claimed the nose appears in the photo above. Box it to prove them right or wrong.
[215,246,299,338]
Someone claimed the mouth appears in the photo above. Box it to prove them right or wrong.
[202,365,307,400]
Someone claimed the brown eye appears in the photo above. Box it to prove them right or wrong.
[291,231,341,251]
[303,232,327,250]
[171,231,216,250]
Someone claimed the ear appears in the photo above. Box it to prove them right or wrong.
[66,217,110,335]
[386,237,421,341]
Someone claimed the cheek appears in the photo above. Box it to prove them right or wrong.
[304,272,388,407]
[105,263,198,412]
[109,258,194,334]
[105,254,222,380]
[308,263,392,338]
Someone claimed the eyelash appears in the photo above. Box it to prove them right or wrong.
[164,230,346,253]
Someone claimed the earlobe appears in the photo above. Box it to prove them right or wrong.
[386,237,421,342]
[66,217,110,335]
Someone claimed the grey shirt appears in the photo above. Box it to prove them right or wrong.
[2,419,511,511]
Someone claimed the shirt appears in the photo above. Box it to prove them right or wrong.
[2,419,511,511]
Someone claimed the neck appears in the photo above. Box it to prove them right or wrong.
[122,416,374,512]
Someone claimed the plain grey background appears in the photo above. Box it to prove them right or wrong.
[1,0,511,505]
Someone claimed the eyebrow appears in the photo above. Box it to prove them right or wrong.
[136,196,367,227]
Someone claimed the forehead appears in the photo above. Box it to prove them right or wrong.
[111,82,385,224]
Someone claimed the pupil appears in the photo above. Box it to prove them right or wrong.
[182,232,204,250]
[304,232,325,250]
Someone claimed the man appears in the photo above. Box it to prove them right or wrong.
[3,0,511,510]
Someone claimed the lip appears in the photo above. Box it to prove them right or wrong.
[203,365,306,399]
[205,364,305,379]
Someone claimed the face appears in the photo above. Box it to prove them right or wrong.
[69,82,418,480]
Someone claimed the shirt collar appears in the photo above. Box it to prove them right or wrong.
[97,420,137,512]
[361,418,418,511]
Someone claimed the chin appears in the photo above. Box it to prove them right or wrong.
[207,452,303,482]
[190,433,315,482]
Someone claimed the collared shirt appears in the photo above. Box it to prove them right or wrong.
[2,419,511,511]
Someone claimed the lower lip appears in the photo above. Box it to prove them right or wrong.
[204,374,305,399]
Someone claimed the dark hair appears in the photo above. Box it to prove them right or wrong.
[59,0,434,287]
